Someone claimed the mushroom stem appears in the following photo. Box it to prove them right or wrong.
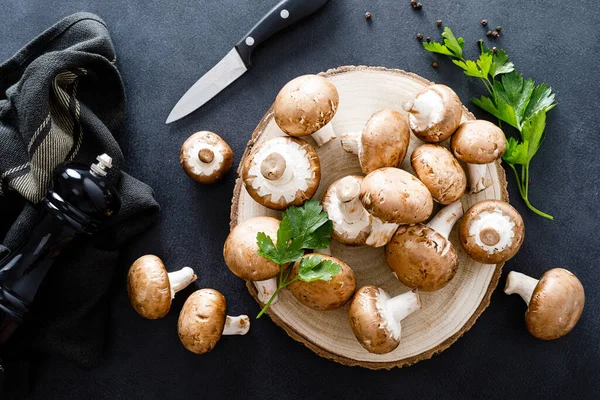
[340,131,360,154]
[223,315,251,335]
[337,178,365,223]
[504,271,539,306]
[312,123,337,147]
[168,267,197,298]
[198,148,215,164]
[260,152,287,181]
[386,290,421,322]
[366,217,398,247]
[467,163,491,194]
[254,278,278,304]
[426,200,464,239]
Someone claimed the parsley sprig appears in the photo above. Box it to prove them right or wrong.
[423,27,556,220]
[255,200,341,318]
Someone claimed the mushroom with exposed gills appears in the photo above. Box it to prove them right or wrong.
[127,255,197,319]
[340,109,410,174]
[223,216,283,304]
[385,201,463,291]
[349,286,421,354]
[406,84,463,143]
[451,120,507,193]
[411,144,467,204]
[459,200,524,264]
[274,75,339,146]
[242,137,321,210]
[180,131,233,184]
[288,254,357,311]
[178,289,250,354]
[504,268,585,340]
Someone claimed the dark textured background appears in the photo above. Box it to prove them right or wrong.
[1,0,599,398]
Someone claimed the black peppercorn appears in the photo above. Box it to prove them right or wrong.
[432,62,439,69]
[492,47,498,54]
[410,0,417,7]
[496,26,502,32]
[416,2,423,9]
[436,19,443,27]
[492,31,500,38]
[426,36,431,42]
[486,30,493,37]
[416,33,424,40]
[365,11,372,20]
[481,19,488,26]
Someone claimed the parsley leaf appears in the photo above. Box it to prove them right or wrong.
[297,255,342,282]
[282,200,332,249]
[503,137,529,165]
[489,49,515,78]
[422,27,464,59]
[471,95,519,129]
[422,41,455,56]
[521,110,547,160]
[524,83,556,120]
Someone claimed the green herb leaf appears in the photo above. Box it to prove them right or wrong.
[503,137,529,165]
[452,59,487,78]
[472,95,519,129]
[422,27,464,59]
[521,110,547,159]
[256,232,303,265]
[422,41,455,56]
[493,72,534,127]
[524,83,556,120]
[489,49,515,78]
[297,255,342,282]
[282,199,332,249]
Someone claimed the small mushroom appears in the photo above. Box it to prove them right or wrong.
[288,254,357,311]
[459,200,524,264]
[340,109,410,174]
[451,120,506,193]
[411,144,467,204]
[127,255,197,319]
[348,286,421,354]
[406,84,463,143]
[180,131,233,184]
[223,216,282,304]
[274,75,339,146]
[242,137,321,210]
[385,201,463,291]
[504,268,585,340]
[178,289,250,354]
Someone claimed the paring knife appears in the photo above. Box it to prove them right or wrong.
[166,0,331,124]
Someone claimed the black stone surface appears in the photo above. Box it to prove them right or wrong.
[1,1,599,398]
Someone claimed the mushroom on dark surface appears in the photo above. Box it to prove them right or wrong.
[505,268,585,340]
[180,131,233,184]
[178,289,250,354]
[127,255,197,319]
[406,84,462,143]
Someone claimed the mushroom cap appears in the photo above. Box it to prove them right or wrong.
[358,109,410,174]
[288,254,357,311]
[411,144,467,204]
[274,75,339,137]
[525,268,585,340]
[386,225,459,291]
[459,200,524,264]
[360,167,433,224]
[348,285,400,354]
[180,131,233,184]
[223,216,281,281]
[408,84,463,143]
[127,255,172,319]
[321,175,372,245]
[242,137,321,210]
[451,120,507,164]
[178,289,227,354]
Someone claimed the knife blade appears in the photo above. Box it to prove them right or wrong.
[166,0,331,124]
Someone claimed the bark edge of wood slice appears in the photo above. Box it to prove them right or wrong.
[230,66,508,369]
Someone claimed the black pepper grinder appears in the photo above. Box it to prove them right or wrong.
[0,154,121,343]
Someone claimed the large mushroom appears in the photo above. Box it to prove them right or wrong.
[288,254,357,311]
[505,268,585,340]
[180,131,233,184]
[411,144,467,204]
[242,137,321,210]
[178,289,250,354]
[385,201,463,291]
[348,286,421,354]
[459,200,524,264]
[340,109,410,174]
[451,120,507,193]
[274,75,339,146]
[223,216,282,304]
[127,255,197,319]
[406,84,463,143]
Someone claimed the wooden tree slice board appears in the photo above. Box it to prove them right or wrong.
[230,66,508,369]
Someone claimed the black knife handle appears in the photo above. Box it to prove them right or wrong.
[234,0,330,68]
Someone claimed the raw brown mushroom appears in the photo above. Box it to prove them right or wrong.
[223,216,281,304]
[340,109,410,174]
[459,200,524,264]
[288,254,357,311]
[504,268,585,340]
[274,75,339,146]
[127,255,197,319]
[385,201,463,291]
[406,84,462,143]
[348,286,421,354]
[178,289,250,354]
[180,131,233,184]
[411,144,467,204]
[451,120,506,193]
[242,137,321,210]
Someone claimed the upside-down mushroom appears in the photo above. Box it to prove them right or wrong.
[180,131,233,184]
[274,75,339,146]
[242,137,321,210]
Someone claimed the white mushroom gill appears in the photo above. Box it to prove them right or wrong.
[365,217,398,247]
[468,207,515,255]
[467,163,491,194]
[184,141,225,177]
[223,315,251,335]
[426,200,464,239]
[409,89,444,132]
[254,278,278,304]
[376,289,421,341]
[168,267,197,299]
[504,271,539,306]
